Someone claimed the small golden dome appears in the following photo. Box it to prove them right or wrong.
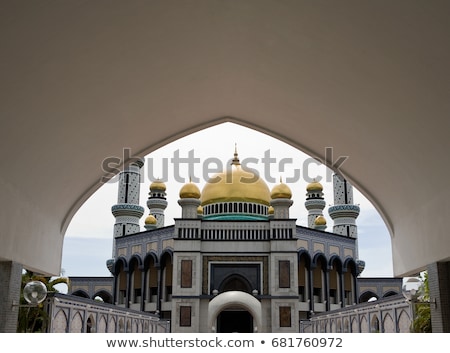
[145,214,157,225]
[150,179,166,191]
[271,179,292,199]
[197,205,203,214]
[179,181,201,199]
[268,205,274,214]
[306,179,323,192]
[314,215,327,226]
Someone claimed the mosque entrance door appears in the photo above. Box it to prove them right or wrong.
[217,310,253,333]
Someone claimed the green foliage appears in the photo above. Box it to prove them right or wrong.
[17,270,69,333]
[411,272,432,333]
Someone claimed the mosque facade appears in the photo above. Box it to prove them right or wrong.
[69,150,402,333]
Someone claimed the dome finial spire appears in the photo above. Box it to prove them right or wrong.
[231,143,240,166]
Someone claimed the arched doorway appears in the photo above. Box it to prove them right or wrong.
[219,274,252,293]
[208,291,262,333]
[217,309,253,333]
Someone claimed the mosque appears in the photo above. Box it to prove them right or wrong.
[68,149,402,333]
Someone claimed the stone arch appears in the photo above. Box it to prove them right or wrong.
[98,315,107,333]
[219,273,253,293]
[311,253,327,306]
[160,251,173,302]
[328,256,343,306]
[359,290,379,303]
[382,312,395,333]
[370,314,380,333]
[108,316,116,333]
[298,250,311,302]
[343,318,350,333]
[382,290,398,298]
[118,318,125,333]
[398,309,412,333]
[93,289,113,304]
[208,291,262,332]
[70,311,83,333]
[360,315,369,333]
[330,319,336,332]
[129,255,143,307]
[53,309,68,333]
[144,252,159,308]
[71,289,90,298]
[115,257,128,305]
[86,314,96,333]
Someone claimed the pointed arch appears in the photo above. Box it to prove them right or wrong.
[160,248,173,263]
[343,259,357,305]
[129,254,143,269]
[97,315,107,333]
[382,312,395,333]
[144,252,159,310]
[115,257,128,305]
[219,273,253,293]
[343,258,357,275]
[382,290,398,298]
[360,315,369,333]
[370,314,380,333]
[312,252,327,270]
[328,256,343,307]
[53,309,68,333]
[359,290,379,303]
[298,250,311,303]
[70,312,83,333]
[160,250,173,304]
[129,255,143,308]
[144,251,159,269]
[93,289,113,304]
[397,309,412,333]
[108,316,117,333]
[87,314,96,333]
[71,289,90,298]
[311,253,327,309]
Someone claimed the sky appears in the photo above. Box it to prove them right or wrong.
[61,122,394,279]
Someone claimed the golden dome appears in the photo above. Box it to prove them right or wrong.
[268,205,274,214]
[197,205,203,214]
[179,181,201,199]
[201,151,271,206]
[306,179,323,192]
[314,215,327,226]
[271,179,292,199]
[144,214,157,225]
[150,179,166,191]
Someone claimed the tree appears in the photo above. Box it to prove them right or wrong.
[411,271,432,333]
[17,270,69,333]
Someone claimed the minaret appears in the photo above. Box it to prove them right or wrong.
[108,159,145,273]
[328,173,360,238]
[111,158,145,237]
[147,179,168,228]
[304,179,326,228]
[270,177,293,219]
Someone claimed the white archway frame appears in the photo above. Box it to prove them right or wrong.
[208,291,262,333]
